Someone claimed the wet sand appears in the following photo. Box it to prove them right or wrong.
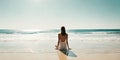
[0,50,120,60]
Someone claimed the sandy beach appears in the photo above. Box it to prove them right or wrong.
[0,50,120,60]
[0,29,120,60]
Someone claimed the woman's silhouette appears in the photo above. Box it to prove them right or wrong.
[56,26,70,51]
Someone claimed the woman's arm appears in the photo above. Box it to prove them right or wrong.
[56,34,60,49]
[66,34,70,49]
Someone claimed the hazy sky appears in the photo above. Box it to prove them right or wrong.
[0,0,120,29]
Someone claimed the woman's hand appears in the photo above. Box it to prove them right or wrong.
[68,48,71,50]
[55,45,58,50]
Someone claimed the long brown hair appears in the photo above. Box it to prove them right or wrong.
[61,26,67,36]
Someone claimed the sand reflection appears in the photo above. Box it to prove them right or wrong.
[57,50,68,60]
[57,50,77,60]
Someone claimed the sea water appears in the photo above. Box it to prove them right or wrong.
[0,29,120,54]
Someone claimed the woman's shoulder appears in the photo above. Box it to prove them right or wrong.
[66,33,68,35]
[58,33,61,36]
[66,33,68,37]
[58,33,61,35]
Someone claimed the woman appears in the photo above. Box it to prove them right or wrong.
[56,26,70,50]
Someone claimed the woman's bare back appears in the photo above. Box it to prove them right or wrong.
[59,33,67,42]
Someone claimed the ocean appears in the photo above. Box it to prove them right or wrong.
[0,29,120,54]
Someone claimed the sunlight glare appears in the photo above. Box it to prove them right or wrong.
[30,0,46,3]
